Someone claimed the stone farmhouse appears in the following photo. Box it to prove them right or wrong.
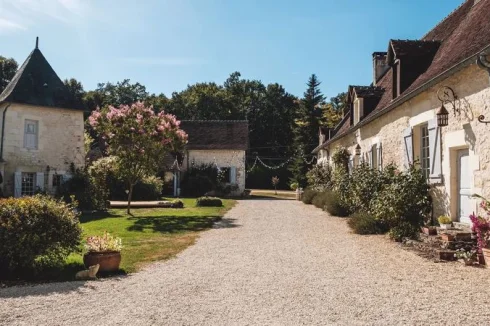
[0,40,84,197]
[165,120,249,196]
[313,0,490,224]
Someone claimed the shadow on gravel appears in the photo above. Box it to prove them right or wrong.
[246,195,295,201]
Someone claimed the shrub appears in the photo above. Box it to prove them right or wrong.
[331,166,353,213]
[301,189,318,204]
[0,195,82,278]
[57,164,106,210]
[324,191,350,217]
[331,147,350,169]
[438,215,452,225]
[388,221,421,242]
[170,199,184,208]
[306,164,332,191]
[181,164,219,197]
[348,212,388,235]
[370,164,431,237]
[312,191,330,209]
[196,196,223,207]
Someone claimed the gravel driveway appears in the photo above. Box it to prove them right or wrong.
[2,199,490,325]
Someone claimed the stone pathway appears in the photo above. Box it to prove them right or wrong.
[2,199,490,325]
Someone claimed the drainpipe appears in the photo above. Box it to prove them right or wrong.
[0,103,11,162]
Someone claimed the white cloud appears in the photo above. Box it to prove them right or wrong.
[0,18,27,33]
[0,0,89,33]
[119,57,206,66]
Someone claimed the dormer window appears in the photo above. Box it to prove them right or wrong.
[354,98,363,125]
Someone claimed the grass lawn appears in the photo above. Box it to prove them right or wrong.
[64,198,236,277]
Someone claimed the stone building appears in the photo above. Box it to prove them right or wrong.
[313,0,490,224]
[0,40,84,197]
[165,120,249,196]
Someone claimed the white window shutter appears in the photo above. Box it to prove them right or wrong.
[377,142,383,170]
[14,172,22,198]
[428,118,442,184]
[36,172,45,191]
[230,167,237,184]
[403,127,414,168]
[348,157,354,174]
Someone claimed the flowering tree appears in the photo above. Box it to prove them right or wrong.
[271,176,279,195]
[89,102,187,213]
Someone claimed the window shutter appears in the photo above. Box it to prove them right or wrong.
[428,118,442,184]
[348,157,354,174]
[377,142,383,170]
[403,127,413,168]
[367,146,372,167]
[36,172,45,191]
[14,172,22,198]
[230,167,237,184]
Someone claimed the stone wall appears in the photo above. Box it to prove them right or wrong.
[184,149,246,194]
[0,103,85,196]
[326,63,490,221]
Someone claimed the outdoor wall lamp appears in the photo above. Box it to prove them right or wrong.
[476,51,490,124]
[355,144,361,156]
[436,86,459,127]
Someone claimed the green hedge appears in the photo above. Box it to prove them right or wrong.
[301,189,318,205]
[0,195,82,279]
[324,191,350,217]
[196,197,223,207]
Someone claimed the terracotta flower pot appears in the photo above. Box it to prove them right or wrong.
[83,251,121,272]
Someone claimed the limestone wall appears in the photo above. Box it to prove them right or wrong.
[0,103,85,196]
[184,149,246,194]
[326,63,490,221]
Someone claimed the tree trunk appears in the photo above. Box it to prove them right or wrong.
[127,183,134,215]
[274,186,277,195]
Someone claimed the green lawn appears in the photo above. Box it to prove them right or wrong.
[68,198,236,276]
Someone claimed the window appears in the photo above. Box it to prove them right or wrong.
[420,124,430,179]
[220,167,231,183]
[21,173,36,196]
[52,174,63,187]
[24,120,38,149]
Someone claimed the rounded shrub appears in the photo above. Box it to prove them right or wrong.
[0,195,82,278]
[324,191,350,217]
[388,221,421,242]
[301,189,318,205]
[347,212,388,235]
[312,192,330,209]
[196,196,223,207]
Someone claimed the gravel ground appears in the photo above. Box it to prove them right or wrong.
[2,199,490,325]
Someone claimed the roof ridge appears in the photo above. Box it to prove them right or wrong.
[421,0,469,40]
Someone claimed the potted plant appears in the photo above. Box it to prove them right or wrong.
[84,232,122,272]
[470,195,490,266]
[454,248,477,266]
[438,215,452,229]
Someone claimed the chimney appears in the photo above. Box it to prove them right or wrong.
[372,52,389,85]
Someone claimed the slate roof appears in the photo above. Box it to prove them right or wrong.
[387,40,441,62]
[180,120,249,150]
[0,47,80,110]
[316,0,490,151]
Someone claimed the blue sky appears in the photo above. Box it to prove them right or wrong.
[0,0,463,99]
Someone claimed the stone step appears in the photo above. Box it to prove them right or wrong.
[439,249,457,261]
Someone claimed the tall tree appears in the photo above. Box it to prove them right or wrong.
[64,78,86,109]
[289,74,325,187]
[0,56,18,94]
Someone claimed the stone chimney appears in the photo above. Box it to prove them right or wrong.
[372,52,389,85]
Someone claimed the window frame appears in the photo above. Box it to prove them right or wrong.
[21,172,36,196]
[24,119,39,150]
[420,124,430,179]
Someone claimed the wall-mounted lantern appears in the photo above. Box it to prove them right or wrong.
[436,86,459,127]
[436,104,449,127]
[355,144,361,156]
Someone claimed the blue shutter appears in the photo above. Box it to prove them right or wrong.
[230,167,237,184]
[403,127,413,169]
[14,172,22,198]
[36,172,45,191]
[428,118,442,184]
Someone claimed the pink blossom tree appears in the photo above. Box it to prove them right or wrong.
[89,102,187,214]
